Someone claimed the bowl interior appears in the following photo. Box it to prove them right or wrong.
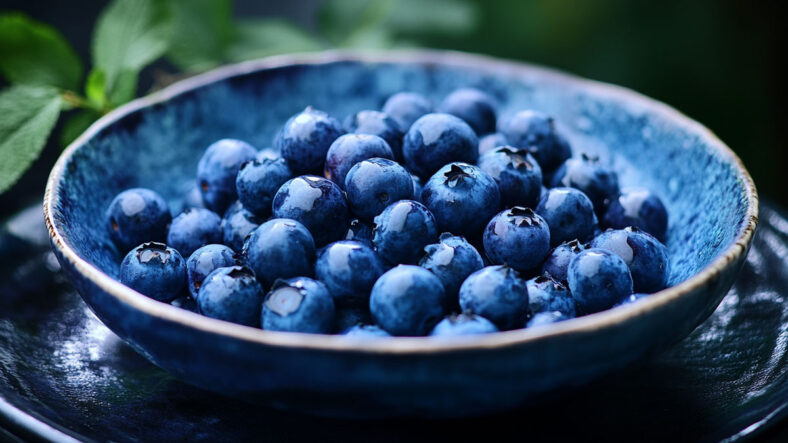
[51,53,751,294]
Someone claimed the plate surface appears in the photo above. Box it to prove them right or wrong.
[2,203,787,441]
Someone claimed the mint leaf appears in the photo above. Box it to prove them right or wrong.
[60,110,100,147]
[91,0,173,99]
[385,0,478,35]
[85,68,107,107]
[107,69,139,107]
[167,0,233,71]
[226,19,323,62]
[0,85,62,193]
[318,0,394,46]
[0,13,83,90]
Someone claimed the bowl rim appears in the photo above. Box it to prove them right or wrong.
[43,49,759,354]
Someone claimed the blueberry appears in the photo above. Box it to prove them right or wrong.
[542,239,588,282]
[478,146,543,208]
[235,157,292,217]
[186,244,237,298]
[429,312,499,337]
[410,173,424,201]
[197,139,257,214]
[344,110,404,162]
[324,134,394,188]
[402,113,478,178]
[483,207,551,274]
[369,265,446,336]
[614,292,650,307]
[602,187,669,241]
[535,187,599,246]
[343,324,391,338]
[478,132,508,156]
[421,163,501,237]
[438,88,497,135]
[567,248,633,314]
[272,175,349,246]
[499,110,571,173]
[221,201,263,251]
[589,227,669,293]
[381,92,432,132]
[106,188,171,252]
[182,183,204,210]
[526,311,570,328]
[275,107,345,174]
[344,157,414,220]
[344,218,373,246]
[333,306,373,333]
[197,266,264,327]
[458,265,528,330]
[120,242,186,302]
[167,208,222,257]
[244,218,316,287]
[262,277,335,333]
[372,200,438,265]
[256,147,280,161]
[315,240,385,308]
[526,276,576,317]
[419,233,484,300]
[550,154,619,213]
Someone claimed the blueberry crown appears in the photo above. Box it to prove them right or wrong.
[227,266,254,279]
[508,206,538,226]
[443,164,472,186]
[496,146,534,171]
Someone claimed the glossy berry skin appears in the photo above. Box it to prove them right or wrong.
[402,113,478,178]
[235,157,292,217]
[410,174,424,201]
[106,188,171,253]
[382,92,432,132]
[429,313,499,337]
[483,207,551,274]
[614,292,650,307]
[333,306,372,333]
[197,266,264,327]
[344,110,404,161]
[568,248,633,314]
[186,244,237,298]
[542,239,588,283]
[343,324,391,338]
[372,200,438,265]
[535,187,599,246]
[370,265,447,336]
[589,227,669,293]
[419,233,484,299]
[221,201,263,251]
[603,187,669,241]
[438,88,497,135]
[324,134,394,188]
[499,110,570,173]
[550,154,619,212]
[183,183,204,210]
[197,139,257,214]
[272,175,349,246]
[256,147,280,161]
[120,242,186,302]
[478,132,508,156]
[526,276,576,317]
[344,218,373,246]
[527,311,570,328]
[478,146,543,208]
[275,107,345,175]
[243,218,316,287]
[344,158,414,220]
[315,240,385,308]
[167,208,222,258]
[262,277,335,333]
[421,163,501,237]
[458,265,528,330]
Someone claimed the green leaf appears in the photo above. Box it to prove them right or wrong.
[59,110,100,147]
[318,0,395,46]
[166,0,233,71]
[226,19,323,62]
[384,0,478,35]
[85,68,107,107]
[91,0,173,97]
[107,69,138,107]
[0,85,62,193]
[0,13,83,90]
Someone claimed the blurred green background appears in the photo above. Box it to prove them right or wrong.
[1,0,783,216]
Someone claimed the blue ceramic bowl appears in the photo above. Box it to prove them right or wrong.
[44,51,758,418]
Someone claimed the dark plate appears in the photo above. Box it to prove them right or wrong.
[1,202,786,442]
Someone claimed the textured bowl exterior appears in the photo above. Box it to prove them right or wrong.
[44,50,758,417]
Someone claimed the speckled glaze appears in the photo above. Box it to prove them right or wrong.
[44,51,758,418]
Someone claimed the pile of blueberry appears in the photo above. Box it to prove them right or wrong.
[109,88,669,338]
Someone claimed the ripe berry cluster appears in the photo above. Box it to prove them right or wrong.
[108,88,669,337]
